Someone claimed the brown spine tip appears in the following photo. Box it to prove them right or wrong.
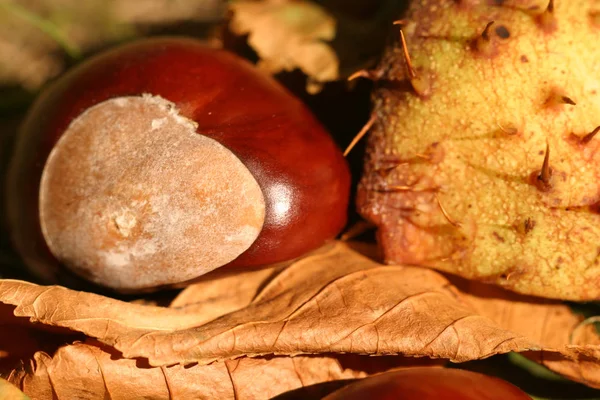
[481,21,495,41]
[560,96,576,105]
[514,217,536,234]
[348,70,370,82]
[435,194,461,227]
[474,21,494,56]
[343,114,376,157]
[539,142,551,183]
[524,218,536,233]
[544,89,576,109]
[348,69,384,82]
[580,126,600,144]
[473,21,498,57]
[399,29,432,97]
[534,142,552,191]
[537,0,557,31]
[399,30,417,80]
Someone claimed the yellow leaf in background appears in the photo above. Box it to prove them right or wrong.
[229,0,339,93]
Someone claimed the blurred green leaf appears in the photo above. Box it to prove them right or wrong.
[0,2,81,59]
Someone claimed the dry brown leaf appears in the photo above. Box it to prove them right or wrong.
[169,244,334,313]
[2,242,600,388]
[170,266,281,317]
[457,281,600,350]
[456,280,600,387]
[0,243,535,364]
[7,340,366,400]
[0,280,226,336]
[229,0,339,92]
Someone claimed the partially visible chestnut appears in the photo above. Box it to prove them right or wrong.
[323,368,532,400]
[6,37,350,292]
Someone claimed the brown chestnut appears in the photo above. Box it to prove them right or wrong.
[6,37,350,292]
[323,368,532,400]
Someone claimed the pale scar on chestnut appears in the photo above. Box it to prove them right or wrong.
[39,95,266,290]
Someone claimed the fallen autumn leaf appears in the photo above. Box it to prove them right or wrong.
[2,242,600,389]
[229,0,339,92]
[8,340,365,400]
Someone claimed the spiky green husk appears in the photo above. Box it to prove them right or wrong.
[358,0,600,300]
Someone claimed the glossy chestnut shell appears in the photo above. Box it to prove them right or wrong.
[324,368,532,400]
[6,37,351,288]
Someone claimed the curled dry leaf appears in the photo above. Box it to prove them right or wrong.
[455,280,600,386]
[229,0,339,93]
[457,281,600,351]
[169,267,282,318]
[7,340,366,400]
[169,244,335,314]
[0,243,534,365]
[2,242,600,388]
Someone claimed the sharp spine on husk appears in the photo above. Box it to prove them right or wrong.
[343,114,376,156]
